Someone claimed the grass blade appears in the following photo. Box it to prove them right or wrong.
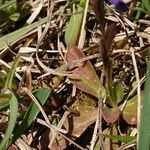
[13,88,51,142]
[138,59,150,150]
[4,55,20,89]
[0,17,47,50]
[0,94,18,150]
[65,2,85,48]
[142,0,150,13]
[102,134,135,143]
[0,0,16,10]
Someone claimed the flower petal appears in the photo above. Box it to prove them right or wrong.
[107,0,128,12]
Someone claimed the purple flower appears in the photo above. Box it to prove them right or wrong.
[92,0,128,13]
[91,0,128,24]
[106,0,128,12]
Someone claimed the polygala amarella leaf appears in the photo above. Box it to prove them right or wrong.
[102,106,120,123]
[66,46,106,99]
[122,95,139,125]
[113,82,124,104]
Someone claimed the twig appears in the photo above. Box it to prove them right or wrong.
[130,47,141,147]
[78,0,89,49]
[15,138,32,150]
[48,111,70,148]
[98,99,104,150]
[35,0,71,76]
[118,139,136,150]
[37,118,85,150]
[90,107,99,150]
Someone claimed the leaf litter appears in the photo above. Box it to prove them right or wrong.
[0,0,150,149]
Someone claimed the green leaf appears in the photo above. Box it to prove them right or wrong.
[134,3,146,21]
[0,51,20,149]
[0,17,47,50]
[138,59,150,150]
[142,0,150,13]
[4,55,20,89]
[7,1,17,14]
[0,94,18,150]
[113,82,124,104]
[102,134,135,143]
[13,88,51,142]
[65,3,85,48]
[9,12,20,21]
[0,0,16,10]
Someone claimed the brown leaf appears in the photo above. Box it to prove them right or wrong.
[122,95,138,125]
[64,106,98,137]
[65,46,106,99]
[103,106,121,124]
[122,92,143,125]
[38,129,70,150]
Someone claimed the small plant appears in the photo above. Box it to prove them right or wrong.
[0,0,149,149]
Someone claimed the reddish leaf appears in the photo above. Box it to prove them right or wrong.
[122,95,137,125]
[64,106,98,137]
[103,107,121,124]
[65,46,106,99]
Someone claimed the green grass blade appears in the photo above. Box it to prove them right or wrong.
[0,0,16,10]
[4,55,20,89]
[13,88,51,142]
[0,17,47,50]
[134,3,145,21]
[65,3,85,48]
[142,0,150,13]
[102,134,135,143]
[138,59,150,150]
[131,6,150,16]
[0,94,18,150]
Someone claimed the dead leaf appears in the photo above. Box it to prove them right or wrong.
[64,106,98,137]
